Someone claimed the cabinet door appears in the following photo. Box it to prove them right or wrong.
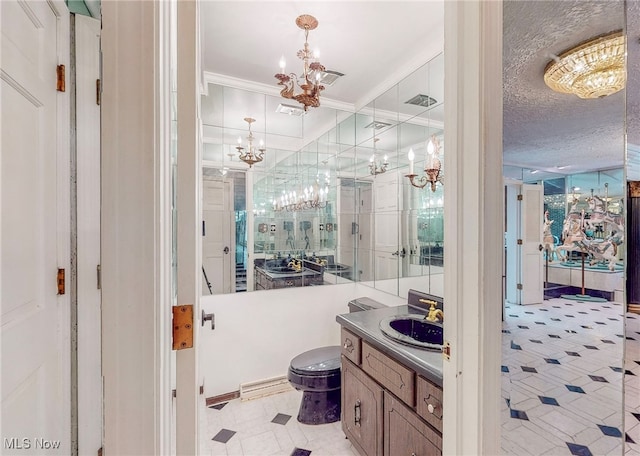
[342,358,384,456]
[384,392,442,456]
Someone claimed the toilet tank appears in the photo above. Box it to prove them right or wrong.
[347,297,386,313]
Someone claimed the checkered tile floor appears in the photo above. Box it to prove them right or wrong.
[199,297,640,455]
[502,297,640,455]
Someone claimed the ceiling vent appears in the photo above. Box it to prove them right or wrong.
[405,94,438,108]
[319,70,345,86]
[365,120,393,130]
[276,103,305,116]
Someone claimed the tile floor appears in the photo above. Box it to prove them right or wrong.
[199,297,640,456]
[200,389,357,456]
[502,297,640,456]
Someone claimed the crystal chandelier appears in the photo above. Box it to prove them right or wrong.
[236,117,265,168]
[406,134,443,192]
[369,138,389,175]
[274,14,325,111]
[544,31,625,99]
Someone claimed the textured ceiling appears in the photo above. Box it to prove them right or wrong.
[503,0,626,177]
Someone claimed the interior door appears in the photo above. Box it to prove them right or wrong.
[202,177,234,294]
[519,183,544,304]
[373,171,400,294]
[1,0,70,452]
[75,13,102,454]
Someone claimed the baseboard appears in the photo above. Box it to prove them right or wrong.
[205,390,240,407]
[239,375,293,401]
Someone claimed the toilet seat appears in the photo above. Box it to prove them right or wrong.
[289,346,340,376]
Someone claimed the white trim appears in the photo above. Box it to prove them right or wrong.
[101,1,172,453]
[442,2,502,455]
[203,71,355,113]
[176,1,200,454]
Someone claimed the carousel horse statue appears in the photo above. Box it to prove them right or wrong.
[585,195,624,231]
[542,210,557,261]
[556,198,586,263]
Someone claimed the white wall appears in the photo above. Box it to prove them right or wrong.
[200,283,404,397]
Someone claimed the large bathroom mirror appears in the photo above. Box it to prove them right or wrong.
[501,1,628,453]
[199,52,445,299]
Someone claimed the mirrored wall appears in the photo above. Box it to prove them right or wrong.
[200,52,444,298]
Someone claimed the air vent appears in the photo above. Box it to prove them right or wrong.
[276,103,305,116]
[319,70,344,86]
[405,94,438,108]
[364,120,392,130]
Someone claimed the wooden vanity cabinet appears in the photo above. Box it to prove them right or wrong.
[340,327,443,456]
[342,357,384,456]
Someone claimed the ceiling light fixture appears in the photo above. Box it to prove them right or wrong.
[369,138,389,176]
[406,134,443,192]
[236,117,265,168]
[543,31,625,99]
[275,14,325,111]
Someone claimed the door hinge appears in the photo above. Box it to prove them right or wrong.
[56,64,65,92]
[57,268,65,295]
[97,264,101,290]
[443,341,451,360]
[517,194,523,201]
[172,305,194,350]
[96,79,101,105]
[517,239,523,245]
[517,283,523,290]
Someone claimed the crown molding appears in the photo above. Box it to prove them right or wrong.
[202,72,355,113]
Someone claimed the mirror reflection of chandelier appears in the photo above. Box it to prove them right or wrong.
[273,183,329,212]
[406,134,443,192]
[274,14,325,111]
[369,138,389,175]
[544,31,625,99]
[236,117,265,168]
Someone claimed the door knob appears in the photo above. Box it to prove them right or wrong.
[223,246,229,254]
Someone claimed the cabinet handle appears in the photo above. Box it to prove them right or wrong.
[354,399,361,426]
[343,338,353,353]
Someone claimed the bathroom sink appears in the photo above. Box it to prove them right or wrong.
[379,315,443,350]
[266,266,300,273]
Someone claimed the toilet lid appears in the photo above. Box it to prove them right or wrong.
[290,346,341,375]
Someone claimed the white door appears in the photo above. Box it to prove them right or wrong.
[202,177,234,294]
[373,171,400,294]
[1,0,70,453]
[75,14,102,454]
[519,183,544,304]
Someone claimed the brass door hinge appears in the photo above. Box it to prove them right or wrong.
[517,194,523,201]
[57,268,65,295]
[172,305,194,350]
[517,283,523,290]
[517,239,523,245]
[56,65,65,92]
[443,341,451,360]
[96,79,101,105]
[97,264,101,290]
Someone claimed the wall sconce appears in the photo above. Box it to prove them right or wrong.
[405,134,443,192]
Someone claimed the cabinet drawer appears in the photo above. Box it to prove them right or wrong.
[416,375,443,433]
[361,341,415,407]
[341,328,361,365]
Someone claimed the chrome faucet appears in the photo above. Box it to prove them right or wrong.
[420,299,444,323]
